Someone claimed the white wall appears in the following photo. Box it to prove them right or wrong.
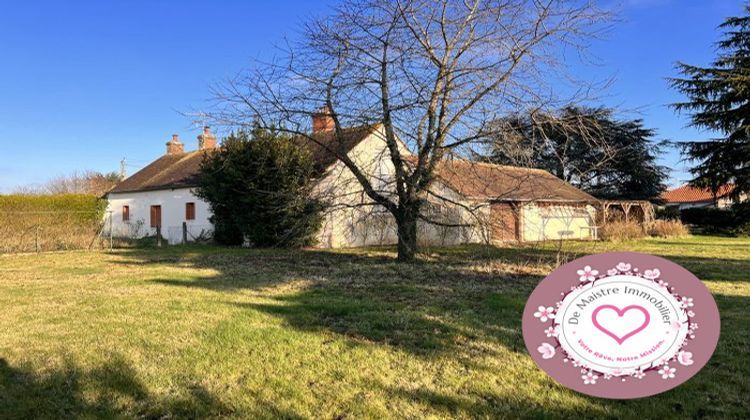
[106,188,213,244]
[521,203,597,241]
[313,127,490,248]
[107,128,594,248]
[668,194,746,210]
[670,201,717,210]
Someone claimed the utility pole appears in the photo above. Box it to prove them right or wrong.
[119,158,127,180]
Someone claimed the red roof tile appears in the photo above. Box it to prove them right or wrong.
[660,184,734,203]
[430,159,598,202]
[110,124,597,204]
[110,125,379,194]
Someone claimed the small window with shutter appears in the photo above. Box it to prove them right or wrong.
[122,205,130,222]
[150,205,162,228]
[186,202,196,221]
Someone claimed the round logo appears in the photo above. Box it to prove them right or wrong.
[522,252,720,399]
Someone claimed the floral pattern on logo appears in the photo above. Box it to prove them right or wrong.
[533,306,555,322]
[536,262,696,385]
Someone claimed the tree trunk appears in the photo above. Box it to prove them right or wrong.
[396,205,419,262]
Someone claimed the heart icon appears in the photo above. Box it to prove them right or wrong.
[591,305,650,345]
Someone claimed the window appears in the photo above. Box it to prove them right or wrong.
[122,205,130,222]
[150,205,162,228]
[185,202,196,221]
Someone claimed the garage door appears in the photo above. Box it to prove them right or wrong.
[539,206,592,240]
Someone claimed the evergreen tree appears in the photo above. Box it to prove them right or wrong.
[670,6,750,201]
[196,127,323,247]
[487,106,668,200]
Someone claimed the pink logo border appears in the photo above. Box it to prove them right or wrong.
[522,252,720,399]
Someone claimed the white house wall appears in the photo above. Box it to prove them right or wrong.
[106,188,212,244]
[107,127,596,248]
[313,126,490,248]
[521,203,597,241]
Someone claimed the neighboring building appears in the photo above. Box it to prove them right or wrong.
[106,129,217,244]
[106,117,599,246]
[660,184,737,210]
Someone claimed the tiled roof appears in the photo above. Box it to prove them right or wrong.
[109,124,379,194]
[109,151,207,193]
[430,159,598,202]
[660,184,734,203]
[110,123,596,203]
[295,124,381,172]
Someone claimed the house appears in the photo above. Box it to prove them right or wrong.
[106,116,599,246]
[660,184,738,210]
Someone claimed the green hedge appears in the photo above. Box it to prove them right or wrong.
[0,194,105,216]
[680,203,750,236]
[655,206,681,220]
[0,194,107,253]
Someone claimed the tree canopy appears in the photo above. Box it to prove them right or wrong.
[670,6,750,201]
[486,106,668,200]
[207,0,609,260]
[196,127,323,247]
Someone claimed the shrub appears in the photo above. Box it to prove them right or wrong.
[655,206,680,220]
[600,221,645,242]
[680,204,750,235]
[0,194,107,253]
[680,207,735,230]
[731,202,750,236]
[649,219,689,238]
[196,127,323,248]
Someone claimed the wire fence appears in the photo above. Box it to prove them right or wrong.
[0,211,214,254]
[104,216,214,246]
[0,211,108,254]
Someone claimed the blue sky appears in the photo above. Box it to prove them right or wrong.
[0,0,744,192]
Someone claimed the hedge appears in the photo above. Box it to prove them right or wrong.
[679,203,750,236]
[0,194,107,253]
[680,207,736,230]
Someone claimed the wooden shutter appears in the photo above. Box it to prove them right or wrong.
[122,205,130,221]
[150,205,162,228]
[185,202,196,220]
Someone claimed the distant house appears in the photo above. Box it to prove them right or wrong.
[660,184,737,210]
[106,115,599,246]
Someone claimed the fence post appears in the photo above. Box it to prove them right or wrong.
[182,222,188,245]
[35,225,40,253]
[109,211,113,251]
[156,225,162,247]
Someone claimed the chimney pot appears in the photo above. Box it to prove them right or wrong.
[312,106,335,133]
[198,126,218,150]
[166,134,184,155]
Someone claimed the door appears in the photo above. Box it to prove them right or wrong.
[150,205,162,228]
[490,202,519,242]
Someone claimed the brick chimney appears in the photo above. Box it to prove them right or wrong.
[312,106,335,133]
[198,126,218,150]
[166,134,184,155]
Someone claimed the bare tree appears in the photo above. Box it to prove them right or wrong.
[14,170,120,196]
[207,0,609,261]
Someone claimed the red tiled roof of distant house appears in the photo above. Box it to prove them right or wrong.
[660,184,735,203]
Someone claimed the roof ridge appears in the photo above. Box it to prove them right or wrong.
[138,151,201,187]
[438,158,556,176]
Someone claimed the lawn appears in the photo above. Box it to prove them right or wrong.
[0,236,748,418]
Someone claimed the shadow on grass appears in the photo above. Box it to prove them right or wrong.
[106,243,750,418]
[0,355,236,418]
[116,243,750,357]
[127,246,540,357]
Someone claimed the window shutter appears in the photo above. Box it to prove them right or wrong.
[122,205,130,221]
[186,202,196,220]
[150,205,162,228]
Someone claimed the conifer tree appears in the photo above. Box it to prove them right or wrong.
[670,6,750,200]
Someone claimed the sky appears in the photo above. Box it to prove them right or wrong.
[0,0,744,193]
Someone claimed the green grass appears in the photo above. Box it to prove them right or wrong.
[0,236,748,418]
